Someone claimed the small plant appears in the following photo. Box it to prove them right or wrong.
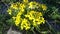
[7,0,47,31]
[0,0,60,34]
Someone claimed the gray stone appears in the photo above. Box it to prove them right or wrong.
[7,27,22,34]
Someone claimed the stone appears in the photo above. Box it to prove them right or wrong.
[7,27,22,34]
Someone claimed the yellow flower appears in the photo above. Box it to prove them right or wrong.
[19,4,25,12]
[25,10,43,20]
[33,18,45,27]
[21,19,30,30]
[40,17,45,24]
[19,3,25,9]
[25,15,34,20]
[21,26,24,30]
[23,0,28,3]
[25,11,35,20]
[28,2,35,9]
[42,4,47,11]
[28,1,39,9]
[33,19,40,26]
[12,16,16,20]
[32,11,42,19]
[16,2,20,5]
[15,16,21,26]
[21,8,25,11]
[7,1,46,30]
[25,26,30,30]
[10,3,18,9]
[26,10,45,27]
[7,9,12,15]
[17,11,23,16]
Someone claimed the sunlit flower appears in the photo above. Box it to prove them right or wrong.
[23,0,28,3]
[21,19,30,30]
[25,10,45,27]
[7,9,12,15]
[40,17,45,24]
[12,16,16,20]
[10,3,18,9]
[15,16,21,26]
[19,3,25,9]
[42,4,47,11]
[28,1,39,9]
[7,0,46,30]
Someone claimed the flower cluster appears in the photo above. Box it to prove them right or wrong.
[7,0,47,30]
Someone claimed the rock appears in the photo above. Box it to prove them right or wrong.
[7,27,22,34]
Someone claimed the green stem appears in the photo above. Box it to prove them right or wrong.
[36,26,41,34]
[32,30,36,34]
[31,27,36,34]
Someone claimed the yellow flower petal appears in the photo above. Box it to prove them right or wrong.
[23,0,28,3]
[42,4,47,11]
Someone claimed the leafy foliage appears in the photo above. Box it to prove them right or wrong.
[0,0,60,34]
